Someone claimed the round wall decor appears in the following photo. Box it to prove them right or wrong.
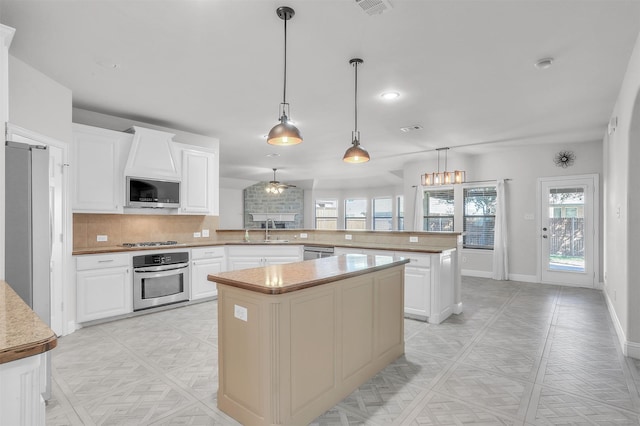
[554,151,575,168]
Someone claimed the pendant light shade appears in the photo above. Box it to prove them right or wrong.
[343,58,370,163]
[421,147,466,186]
[268,6,302,146]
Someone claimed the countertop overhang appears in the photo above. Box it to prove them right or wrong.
[207,254,410,295]
[0,281,57,364]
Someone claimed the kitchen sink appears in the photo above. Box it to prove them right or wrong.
[261,239,289,243]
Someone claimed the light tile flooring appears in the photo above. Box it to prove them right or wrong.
[47,277,640,425]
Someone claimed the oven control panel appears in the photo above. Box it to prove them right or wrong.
[132,251,189,267]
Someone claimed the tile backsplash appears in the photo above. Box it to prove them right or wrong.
[73,214,219,249]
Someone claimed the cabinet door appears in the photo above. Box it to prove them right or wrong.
[264,256,301,266]
[76,266,131,322]
[72,124,130,213]
[404,265,431,320]
[192,257,225,299]
[228,257,263,271]
[181,149,212,214]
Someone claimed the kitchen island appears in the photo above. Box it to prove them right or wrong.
[208,254,409,426]
[0,281,57,426]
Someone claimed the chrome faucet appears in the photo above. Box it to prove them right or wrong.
[265,218,275,241]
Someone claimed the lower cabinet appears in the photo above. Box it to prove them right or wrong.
[76,253,132,323]
[226,245,303,271]
[191,247,226,300]
[335,248,456,324]
[0,353,48,426]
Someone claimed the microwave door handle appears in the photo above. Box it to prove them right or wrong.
[134,262,190,273]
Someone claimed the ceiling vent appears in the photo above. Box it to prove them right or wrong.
[400,125,423,133]
[356,0,393,15]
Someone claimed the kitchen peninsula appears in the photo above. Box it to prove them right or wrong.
[0,281,57,425]
[208,254,409,426]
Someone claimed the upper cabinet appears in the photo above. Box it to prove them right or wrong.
[176,143,219,215]
[72,123,131,213]
[72,123,220,216]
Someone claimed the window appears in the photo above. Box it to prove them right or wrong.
[463,186,497,249]
[315,199,338,229]
[372,197,393,230]
[345,198,367,230]
[397,196,404,231]
[423,189,454,231]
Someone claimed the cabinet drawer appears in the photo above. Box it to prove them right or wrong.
[398,253,431,268]
[76,253,130,271]
[192,246,225,260]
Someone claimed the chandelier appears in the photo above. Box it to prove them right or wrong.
[421,148,466,186]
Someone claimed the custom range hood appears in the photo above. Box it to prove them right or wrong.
[124,126,181,209]
[124,126,180,180]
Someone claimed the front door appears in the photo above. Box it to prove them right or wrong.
[539,175,598,287]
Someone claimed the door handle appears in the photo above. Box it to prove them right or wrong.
[542,235,548,239]
[542,227,547,231]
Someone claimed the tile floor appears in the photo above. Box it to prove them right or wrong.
[47,277,640,425]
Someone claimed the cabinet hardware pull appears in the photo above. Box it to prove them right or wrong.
[98,259,114,263]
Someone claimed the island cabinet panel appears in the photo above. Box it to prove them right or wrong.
[290,289,336,413]
[216,265,405,426]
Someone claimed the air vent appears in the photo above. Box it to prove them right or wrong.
[356,0,393,15]
[400,125,423,133]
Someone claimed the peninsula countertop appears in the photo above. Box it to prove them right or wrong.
[207,253,410,295]
[0,281,57,364]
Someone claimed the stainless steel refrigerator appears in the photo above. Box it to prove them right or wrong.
[5,140,51,398]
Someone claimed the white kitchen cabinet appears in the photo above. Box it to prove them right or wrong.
[0,353,47,426]
[191,247,226,299]
[402,254,432,320]
[72,123,131,213]
[226,245,303,271]
[76,253,132,323]
[176,144,219,215]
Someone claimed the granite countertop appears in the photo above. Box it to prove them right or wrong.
[208,253,410,295]
[73,241,453,256]
[0,281,57,364]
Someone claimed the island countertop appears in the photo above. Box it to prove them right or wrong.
[0,281,57,364]
[208,253,410,295]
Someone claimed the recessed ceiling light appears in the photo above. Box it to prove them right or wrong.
[266,153,280,158]
[381,91,400,100]
[400,125,423,133]
[534,57,554,70]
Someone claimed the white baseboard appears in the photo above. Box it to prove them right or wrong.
[462,270,537,283]
[507,273,538,283]
[461,269,492,278]
[603,288,640,360]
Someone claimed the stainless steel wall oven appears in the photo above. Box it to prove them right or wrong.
[133,251,190,311]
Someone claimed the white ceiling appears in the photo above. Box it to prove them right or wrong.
[2,0,639,189]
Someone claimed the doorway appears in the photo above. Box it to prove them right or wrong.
[538,174,598,287]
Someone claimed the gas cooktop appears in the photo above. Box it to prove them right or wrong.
[122,241,179,248]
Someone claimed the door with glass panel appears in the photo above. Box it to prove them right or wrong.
[539,175,598,287]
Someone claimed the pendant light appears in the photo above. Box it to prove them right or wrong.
[421,147,466,186]
[267,6,303,146]
[343,58,370,163]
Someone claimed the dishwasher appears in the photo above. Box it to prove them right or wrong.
[303,245,335,260]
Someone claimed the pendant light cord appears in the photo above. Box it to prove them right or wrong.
[282,17,287,105]
[354,60,358,134]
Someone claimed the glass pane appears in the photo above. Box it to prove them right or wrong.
[463,186,497,248]
[547,187,585,272]
[315,199,337,229]
[345,199,367,229]
[424,217,454,232]
[424,190,454,216]
[373,197,392,230]
[397,196,404,231]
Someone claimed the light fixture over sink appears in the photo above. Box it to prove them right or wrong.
[267,6,303,146]
[343,58,370,163]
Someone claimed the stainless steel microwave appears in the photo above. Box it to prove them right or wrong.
[126,177,180,209]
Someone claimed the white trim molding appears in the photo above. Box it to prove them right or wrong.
[603,285,640,359]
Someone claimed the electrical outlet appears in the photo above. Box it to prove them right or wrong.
[96,235,108,242]
[234,304,248,322]
[193,232,202,238]
[202,229,210,237]
[300,233,308,239]
[345,234,352,240]
[409,236,418,243]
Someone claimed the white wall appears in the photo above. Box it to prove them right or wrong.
[404,141,603,281]
[218,188,244,230]
[9,56,72,144]
[604,29,640,357]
